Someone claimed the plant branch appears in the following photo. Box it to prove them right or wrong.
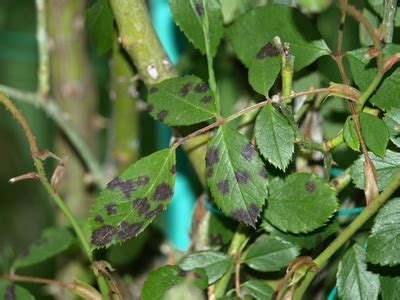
[383,0,398,43]
[292,173,400,299]
[35,0,50,97]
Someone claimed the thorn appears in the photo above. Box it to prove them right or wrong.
[9,172,41,183]
[51,157,67,190]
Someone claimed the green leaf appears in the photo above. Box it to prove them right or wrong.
[351,150,400,191]
[359,112,389,157]
[297,0,331,13]
[226,4,330,71]
[337,244,380,300]
[208,214,235,246]
[384,108,400,147]
[0,281,35,300]
[262,221,339,250]
[206,125,268,227]
[255,103,295,170]
[141,265,208,300]
[348,44,400,110]
[178,251,233,284]
[147,75,218,126]
[89,148,176,248]
[163,282,205,300]
[380,276,400,300]
[263,173,338,233]
[344,116,360,151]
[248,42,281,95]
[366,198,400,266]
[241,279,274,300]
[13,227,74,269]
[86,0,114,54]
[169,0,223,56]
[244,236,299,272]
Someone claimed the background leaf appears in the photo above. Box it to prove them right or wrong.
[89,148,176,248]
[348,44,400,110]
[337,244,380,300]
[263,173,338,233]
[255,103,295,170]
[241,279,274,300]
[367,198,400,266]
[169,0,223,56]
[13,227,74,269]
[141,265,208,300]
[351,150,400,191]
[86,0,114,54]
[383,108,400,147]
[380,276,400,300]
[359,112,389,157]
[163,282,205,300]
[178,251,233,284]
[226,4,330,71]
[206,125,268,227]
[344,116,360,151]
[244,235,299,272]
[0,281,35,300]
[147,75,218,126]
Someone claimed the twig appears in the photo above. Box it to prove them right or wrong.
[35,0,50,96]
[383,0,398,43]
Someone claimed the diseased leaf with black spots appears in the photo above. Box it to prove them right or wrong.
[263,173,338,233]
[206,125,268,228]
[147,75,218,126]
[89,148,176,248]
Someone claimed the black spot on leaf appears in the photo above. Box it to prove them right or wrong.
[117,221,144,240]
[5,284,15,300]
[149,87,158,94]
[305,181,316,192]
[152,183,173,201]
[145,204,164,219]
[256,42,280,60]
[201,95,213,103]
[180,82,193,96]
[107,177,134,197]
[147,104,154,112]
[105,203,117,216]
[241,143,257,161]
[258,168,268,178]
[210,233,223,245]
[170,164,176,174]
[195,2,204,16]
[217,180,230,195]
[91,225,116,246]
[132,197,150,215]
[132,175,150,189]
[235,170,251,184]
[206,146,219,166]
[231,203,260,228]
[207,167,214,177]
[194,82,208,93]
[95,215,104,223]
[157,110,168,121]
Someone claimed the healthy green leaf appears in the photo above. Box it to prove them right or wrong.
[380,276,400,300]
[255,103,295,169]
[351,150,400,191]
[263,173,338,233]
[0,281,35,300]
[169,0,223,56]
[367,198,400,266]
[244,235,299,272]
[206,125,268,227]
[248,42,281,95]
[297,0,331,13]
[89,148,176,248]
[344,116,360,151]
[384,108,400,147]
[241,279,274,300]
[337,244,380,300]
[178,251,233,284]
[348,44,400,110]
[147,75,218,126]
[226,4,330,70]
[86,0,114,54]
[141,265,208,300]
[359,112,389,157]
[13,227,74,269]
[262,221,339,250]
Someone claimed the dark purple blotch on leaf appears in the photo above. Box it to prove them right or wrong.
[147,104,154,112]
[217,180,230,195]
[149,86,158,94]
[105,203,117,216]
[152,183,173,201]
[206,146,219,166]
[235,170,251,184]
[207,167,214,177]
[107,177,134,197]
[117,221,144,240]
[305,181,316,193]
[5,284,15,300]
[180,82,193,96]
[132,175,150,189]
[258,168,268,178]
[170,164,176,174]
[157,110,168,122]
[145,204,164,219]
[91,225,116,246]
[231,203,260,228]
[241,143,257,161]
[195,82,208,93]
[132,197,150,215]
[201,95,213,103]
[256,42,280,60]
[195,2,204,16]
[95,215,104,223]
